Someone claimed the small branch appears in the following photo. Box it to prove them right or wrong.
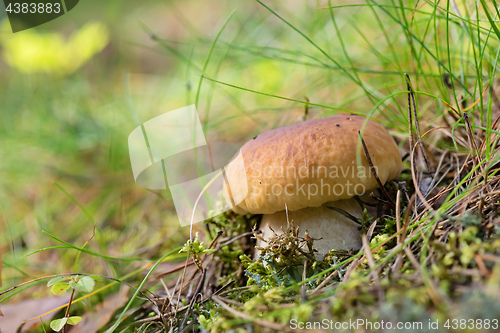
[405,73,431,172]
[218,230,261,248]
[366,219,378,242]
[62,288,75,333]
[312,270,338,295]
[362,235,384,303]
[179,268,206,331]
[300,259,307,303]
[156,260,195,278]
[463,112,482,174]
[358,131,394,204]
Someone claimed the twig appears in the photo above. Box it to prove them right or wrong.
[179,268,206,331]
[463,112,481,170]
[395,190,402,245]
[213,280,235,295]
[218,230,261,248]
[358,131,394,204]
[392,189,404,273]
[474,254,490,277]
[400,194,416,245]
[362,235,384,303]
[366,219,378,242]
[343,257,360,282]
[312,270,338,294]
[62,288,75,333]
[405,73,431,172]
[300,259,307,303]
[156,260,195,278]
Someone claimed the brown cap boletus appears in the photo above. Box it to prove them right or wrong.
[224,115,401,259]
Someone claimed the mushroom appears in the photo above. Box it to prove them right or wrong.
[223,115,401,259]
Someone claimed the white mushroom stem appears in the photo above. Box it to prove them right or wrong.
[257,199,363,260]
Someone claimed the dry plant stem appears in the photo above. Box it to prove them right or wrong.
[179,268,206,331]
[218,230,261,248]
[213,280,235,296]
[359,131,394,204]
[156,260,195,279]
[172,256,191,319]
[409,140,435,217]
[300,259,307,302]
[362,235,384,304]
[405,73,431,172]
[404,168,445,311]
[463,112,482,172]
[403,247,421,271]
[400,194,415,245]
[343,257,360,282]
[474,254,490,277]
[416,152,448,208]
[62,288,75,333]
[394,189,404,273]
[159,279,173,320]
[366,219,378,242]
[312,270,339,294]
[396,190,402,244]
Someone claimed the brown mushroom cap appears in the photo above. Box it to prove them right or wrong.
[225,115,401,215]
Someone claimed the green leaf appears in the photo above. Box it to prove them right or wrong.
[49,316,82,331]
[47,276,70,287]
[70,276,95,293]
[179,232,215,255]
[50,318,68,332]
[66,316,83,325]
[51,282,70,296]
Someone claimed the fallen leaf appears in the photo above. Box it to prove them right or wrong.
[0,295,70,332]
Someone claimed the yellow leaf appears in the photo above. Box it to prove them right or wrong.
[0,21,109,75]
[51,283,70,296]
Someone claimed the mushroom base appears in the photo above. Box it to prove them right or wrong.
[256,199,363,260]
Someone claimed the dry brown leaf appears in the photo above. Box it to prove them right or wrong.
[0,295,70,333]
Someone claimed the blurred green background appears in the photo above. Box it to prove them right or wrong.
[0,0,393,280]
[1,0,497,323]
